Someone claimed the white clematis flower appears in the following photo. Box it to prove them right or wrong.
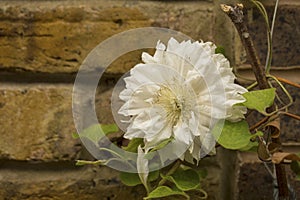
[118,38,247,163]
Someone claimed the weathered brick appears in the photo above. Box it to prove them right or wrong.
[0,0,214,74]
[0,158,224,200]
[233,2,300,67]
[0,82,120,161]
[0,162,145,200]
[249,4,300,67]
[0,84,80,161]
[237,153,300,200]
[280,85,300,143]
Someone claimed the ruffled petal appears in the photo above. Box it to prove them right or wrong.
[119,84,160,116]
[173,121,194,146]
[144,123,173,152]
[124,106,166,139]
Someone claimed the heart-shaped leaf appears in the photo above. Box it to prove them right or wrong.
[291,154,300,180]
[144,186,189,200]
[120,170,159,187]
[123,138,144,153]
[73,124,118,143]
[212,120,253,150]
[162,169,200,191]
[238,131,263,152]
[239,88,276,114]
[149,138,173,152]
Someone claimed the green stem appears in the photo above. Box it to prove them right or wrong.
[266,0,280,74]
[246,81,258,90]
[267,75,293,111]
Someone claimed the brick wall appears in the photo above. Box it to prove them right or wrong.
[0,0,299,200]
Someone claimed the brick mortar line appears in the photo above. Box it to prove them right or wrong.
[0,0,214,9]
[266,0,300,6]
[0,83,73,89]
[0,160,80,170]
[0,71,122,84]
[236,64,300,70]
[0,19,150,23]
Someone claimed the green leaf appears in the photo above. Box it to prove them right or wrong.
[78,123,118,143]
[143,138,174,160]
[196,168,208,179]
[149,138,173,152]
[240,88,276,114]
[120,172,142,187]
[291,160,300,174]
[254,131,264,137]
[162,169,200,191]
[148,171,160,182]
[238,141,258,152]
[291,153,300,180]
[122,138,144,153]
[215,46,226,56]
[144,186,189,200]
[72,132,80,139]
[212,120,253,150]
[100,123,119,134]
[119,170,159,187]
[239,131,263,152]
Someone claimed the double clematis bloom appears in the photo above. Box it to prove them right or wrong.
[118,38,247,163]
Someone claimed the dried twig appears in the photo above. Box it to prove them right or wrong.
[221,4,289,199]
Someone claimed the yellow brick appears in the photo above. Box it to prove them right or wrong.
[0,0,214,74]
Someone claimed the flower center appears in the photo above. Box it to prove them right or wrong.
[154,85,184,126]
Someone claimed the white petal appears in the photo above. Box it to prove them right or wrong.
[185,69,206,95]
[173,121,193,146]
[137,145,149,188]
[199,132,216,157]
[188,136,202,163]
[142,52,155,63]
[142,41,166,64]
[119,84,160,116]
[124,106,166,140]
[144,123,173,152]
[188,111,201,137]
[129,63,184,87]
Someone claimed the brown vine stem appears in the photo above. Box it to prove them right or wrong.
[249,116,269,132]
[221,4,289,199]
[276,76,300,89]
[282,112,300,121]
